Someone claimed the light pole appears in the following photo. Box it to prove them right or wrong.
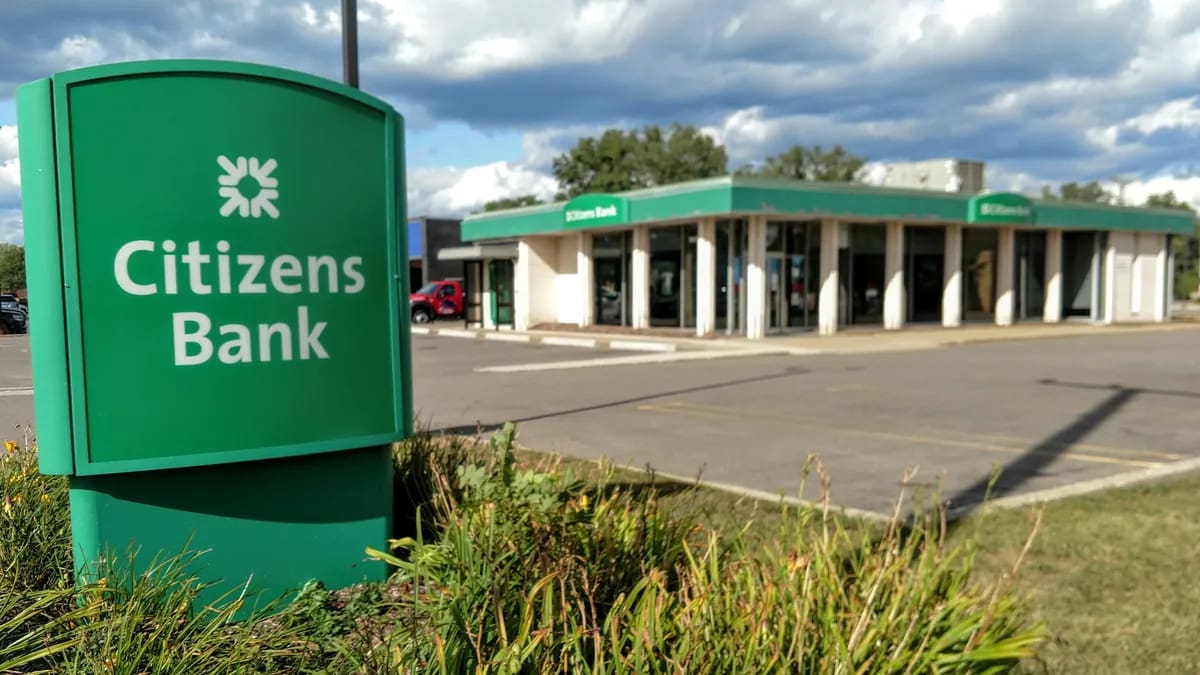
[1112,175,1133,206]
[341,0,358,88]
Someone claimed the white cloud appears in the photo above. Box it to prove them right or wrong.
[0,210,22,245]
[0,126,19,204]
[1121,174,1200,210]
[368,0,656,78]
[407,162,557,217]
[1125,96,1200,134]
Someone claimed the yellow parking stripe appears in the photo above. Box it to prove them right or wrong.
[636,401,1163,469]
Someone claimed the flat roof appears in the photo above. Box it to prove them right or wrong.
[461,175,1196,240]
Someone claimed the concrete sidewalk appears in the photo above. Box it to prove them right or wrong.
[753,321,1200,355]
[414,320,1199,358]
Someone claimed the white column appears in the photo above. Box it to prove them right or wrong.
[481,260,495,329]
[1043,229,1063,323]
[884,221,905,330]
[1165,237,1176,321]
[942,225,962,327]
[576,233,593,327]
[696,218,717,336]
[995,227,1015,326]
[745,216,767,339]
[631,225,650,329]
[514,243,531,331]
[1153,233,1168,322]
[1103,237,1116,324]
[819,219,840,335]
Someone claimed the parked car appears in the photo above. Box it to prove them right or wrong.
[0,294,24,318]
[0,307,27,334]
[409,279,464,324]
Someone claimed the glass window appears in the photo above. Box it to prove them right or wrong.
[962,228,999,321]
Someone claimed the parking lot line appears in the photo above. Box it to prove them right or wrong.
[636,400,1164,469]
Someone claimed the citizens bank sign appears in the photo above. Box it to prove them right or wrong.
[563,194,630,228]
[19,60,411,475]
[968,192,1035,225]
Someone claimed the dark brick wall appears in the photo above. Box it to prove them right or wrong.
[416,217,467,284]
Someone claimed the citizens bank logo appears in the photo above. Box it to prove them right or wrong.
[217,155,280,219]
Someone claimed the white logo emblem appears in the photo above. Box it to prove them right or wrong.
[217,155,279,219]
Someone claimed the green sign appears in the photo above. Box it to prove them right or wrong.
[563,194,630,228]
[19,60,411,476]
[968,192,1034,224]
[19,60,408,605]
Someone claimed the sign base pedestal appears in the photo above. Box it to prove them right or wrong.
[69,446,393,613]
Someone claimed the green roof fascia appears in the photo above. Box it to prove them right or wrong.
[1032,200,1195,235]
[461,203,564,240]
[460,175,1198,240]
[728,177,966,222]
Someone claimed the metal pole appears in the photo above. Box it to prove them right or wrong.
[341,0,359,88]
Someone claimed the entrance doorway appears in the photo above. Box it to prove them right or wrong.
[1014,231,1046,320]
[839,223,886,326]
[487,259,514,327]
[649,224,698,328]
[1062,231,1101,319]
[593,231,631,326]
[905,227,945,323]
[767,254,786,332]
[962,228,998,322]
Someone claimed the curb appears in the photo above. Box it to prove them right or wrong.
[411,325,685,353]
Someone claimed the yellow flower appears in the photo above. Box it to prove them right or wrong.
[3,441,15,453]
[40,493,49,503]
[10,493,20,504]
[580,493,589,509]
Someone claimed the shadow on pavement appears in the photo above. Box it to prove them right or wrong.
[431,366,810,437]
[943,380,1140,522]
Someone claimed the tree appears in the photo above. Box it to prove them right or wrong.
[1143,191,1200,299]
[0,244,24,293]
[551,123,727,199]
[740,144,867,182]
[481,195,543,212]
[1039,181,1114,204]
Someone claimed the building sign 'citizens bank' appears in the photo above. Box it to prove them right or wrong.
[19,61,411,476]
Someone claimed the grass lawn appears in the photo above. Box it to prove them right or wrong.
[524,448,1200,675]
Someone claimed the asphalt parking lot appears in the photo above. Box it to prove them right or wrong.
[414,328,1200,516]
[4,327,1198,517]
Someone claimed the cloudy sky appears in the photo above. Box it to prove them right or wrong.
[1,0,1200,243]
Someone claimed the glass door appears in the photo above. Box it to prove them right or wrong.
[767,254,786,333]
[488,259,514,327]
[593,231,631,326]
[1014,231,1046,320]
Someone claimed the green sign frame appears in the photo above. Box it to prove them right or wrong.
[967,192,1034,225]
[19,60,412,477]
[563,194,630,228]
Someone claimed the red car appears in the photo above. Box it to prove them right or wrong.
[409,279,463,324]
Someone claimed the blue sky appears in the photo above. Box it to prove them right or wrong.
[2,0,1200,243]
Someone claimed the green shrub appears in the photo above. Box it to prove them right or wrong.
[1174,268,1198,300]
[368,425,1044,673]
[0,435,72,593]
[49,547,318,674]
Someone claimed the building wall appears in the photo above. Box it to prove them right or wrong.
[554,235,582,325]
[878,159,985,193]
[1108,232,1134,322]
[516,236,560,330]
[1135,233,1163,319]
[420,218,468,283]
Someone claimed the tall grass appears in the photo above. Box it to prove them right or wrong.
[0,425,1045,673]
[368,424,1046,673]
